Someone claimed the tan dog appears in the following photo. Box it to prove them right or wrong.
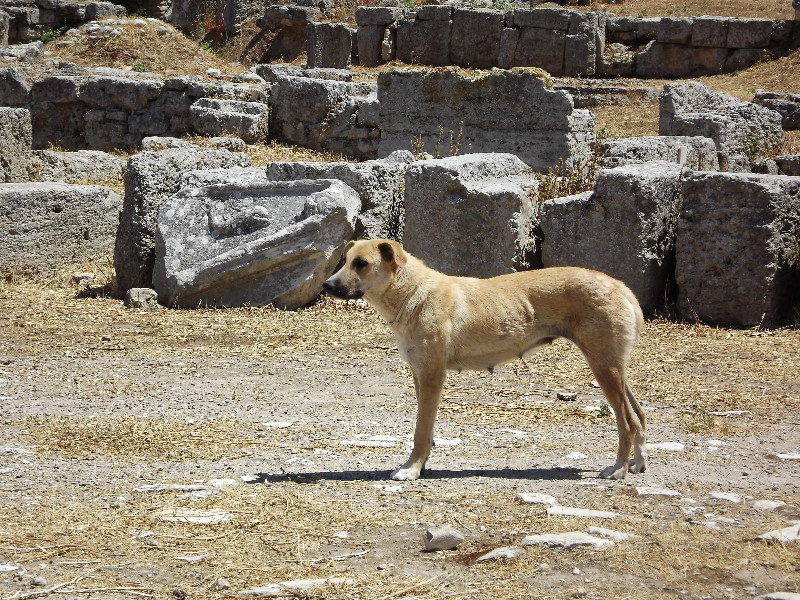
[323,239,647,481]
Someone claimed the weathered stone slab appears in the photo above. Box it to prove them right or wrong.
[152,179,360,309]
[657,17,692,44]
[264,159,407,240]
[0,183,121,276]
[355,6,402,26]
[416,5,451,21]
[691,16,729,47]
[0,67,30,106]
[660,81,784,170]
[190,98,269,144]
[0,107,32,183]
[565,11,602,77]
[598,136,719,171]
[753,90,800,130]
[29,150,124,184]
[541,162,685,313]
[522,532,614,550]
[377,68,595,173]
[676,172,800,327]
[727,18,773,48]
[356,24,383,67]
[403,153,539,277]
[306,22,354,69]
[113,147,251,292]
[512,8,571,30]
[636,41,727,78]
[510,27,566,74]
[450,8,504,69]
[776,155,800,176]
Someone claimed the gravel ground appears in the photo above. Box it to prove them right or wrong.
[0,279,798,600]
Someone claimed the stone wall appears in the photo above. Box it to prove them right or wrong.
[0,0,125,43]
[352,5,800,78]
[377,68,595,173]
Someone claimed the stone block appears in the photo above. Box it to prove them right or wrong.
[676,172,800,327]
[356,24,383,67]
[0,10,8,45]
[498,28,519,70]
[377,68,595,174]
[113,147,251,292]
[0,183,121,276]
[152,179,360,309]
[264,158,408,240]
[29,150,124,184]
[0,107,32,182]
[598,136,719,171]
[726,18,773,48]
[657,17,692,44]
[636,41,728,78]
[0,67,30,106]
[355,6,401,26]
[403,153,540,277]
[190,98,269,143]
[691,16,728,47]
[725,48,767,72]
[564,11,600,76]
[79,76,163,112]
[753,90,800,130]
[512,27,566,74]
[598,42,635,77]
[541,162,685,313]
[660,81,784,170]
[396,17,451,66]
[606,17,658,43]
[776,155,800,176]
[512,8,571,30]
[416,5,451,21]
[306,21,354,69]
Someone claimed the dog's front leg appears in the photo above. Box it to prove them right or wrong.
[391,366,445,481]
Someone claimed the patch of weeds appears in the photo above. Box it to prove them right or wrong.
[598,403,612,418]
[41,25,69,44]
[682,407,715,433]
[199,40,215,54]
[595,124,611,141]
[536,145,600,205]
[132,59,150,72]
[410,122,464,159]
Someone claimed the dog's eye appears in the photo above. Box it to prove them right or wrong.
[352,257,369,270]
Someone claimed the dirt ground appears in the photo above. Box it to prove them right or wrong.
[0,273,798,600]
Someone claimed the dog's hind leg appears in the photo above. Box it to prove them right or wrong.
[626,384,648,473]
[391,366,445,481]
[591,364,641,480]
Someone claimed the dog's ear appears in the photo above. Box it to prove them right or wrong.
[378,240,406,271]
[342,240,356,257]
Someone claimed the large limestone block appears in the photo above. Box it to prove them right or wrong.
[753,90,800,130]
[509,27,566,74]
[264,159,408,240]
[676,172,800,327]
[113,147,251,292]
[0,67,30,106]
[564,11,602,77]
[660,81,784,171]
[29,150,124,184]
[152,179,360,309]
[598,136,719,171]
[356,24,383,67]
[377,68,595,174]
[0,107,32,182]
[450,8,504,69]
[189,98,269,143]
[0,183,121,276]
[396,18,451,66]
[541,162,685,313]
[403,153,539,277]
[306,22,354,69]
[636,41,727,78]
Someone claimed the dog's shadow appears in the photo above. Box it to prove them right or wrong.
[247,466,584,485]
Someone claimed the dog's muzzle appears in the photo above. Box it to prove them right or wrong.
[322,278,363,300]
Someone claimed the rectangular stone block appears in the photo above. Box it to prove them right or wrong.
[355,6,401,26]
[636,41,727,78]
[416,5,451,21]
[450,8,504,69]
[541,162,685,313]
[307,22,354,69]
[676,172,800,327]
[513,7,571,30]
[564,11,599,76]
[356,24,383,67]
[396,18,451,66]
[404,153,540,277]
[498,27,519,70]
[726,18,773,48]
[513,27,566,75]
[0,107,32,182]
[691,16,728,47]
[657,17,692,44]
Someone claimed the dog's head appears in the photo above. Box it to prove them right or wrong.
[323,239,406,300]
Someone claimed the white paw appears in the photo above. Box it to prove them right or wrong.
[390,466,421,481]
[599,464,627,480]
[628,456,648,474]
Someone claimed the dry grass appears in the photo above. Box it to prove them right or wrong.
[588,0,793,18]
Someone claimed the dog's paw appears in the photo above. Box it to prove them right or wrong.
[599,464,627,480]
[628,456,647,474]
[390,466,421,481]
